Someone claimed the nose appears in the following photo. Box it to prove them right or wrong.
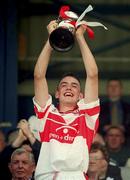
[18,161,23,168]
[66,84,72,90]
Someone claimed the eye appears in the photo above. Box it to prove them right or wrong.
[61,84,66,88]
[72,84,77,88]
[72,83,79,88]
[22,161,30,165]
[59,82,67,88]
[12,161,19,165]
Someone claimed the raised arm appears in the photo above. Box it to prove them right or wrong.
[75,26,98,103]
[34,21,57,107]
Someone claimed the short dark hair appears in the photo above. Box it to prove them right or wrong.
[56,72,81,90]
[107,78,123,87]
[90,142,109,162]
[60,72,81,84]
[105,125,125,136]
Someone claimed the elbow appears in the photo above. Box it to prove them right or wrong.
[34,70,40,80]
[88,67,98,78]
[34,68,45,80]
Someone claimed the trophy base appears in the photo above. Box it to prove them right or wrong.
[49,27,74,52]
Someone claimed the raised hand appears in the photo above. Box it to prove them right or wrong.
[12,129,27,148]
[47,20,58,34]
[75,25,86,38]
[18,119,36,144]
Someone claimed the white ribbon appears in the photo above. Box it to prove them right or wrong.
[76,5,108,30]
[76,20,108,30]
[58,20,75,28]
[77,5,93,23]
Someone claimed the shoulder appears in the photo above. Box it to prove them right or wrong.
[119,98,129,104]
[107,164,121,175]
[100,100,110,108]
[120,167,130,180]
[106,164,122,180]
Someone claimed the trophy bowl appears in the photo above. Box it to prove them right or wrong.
[49,27,74,52]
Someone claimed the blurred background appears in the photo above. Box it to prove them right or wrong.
[0,0,130,133]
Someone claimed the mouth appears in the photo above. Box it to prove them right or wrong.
[64,92,73,97]
[16,171,25,175]
[17,170,24,172]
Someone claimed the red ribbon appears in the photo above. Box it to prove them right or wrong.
[59,6,95,39]
[59,6,70,19]
[85,26,94,39]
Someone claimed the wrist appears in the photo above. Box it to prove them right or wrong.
[76,34,84,41]
[27,133,35,144]
[27,133,34,139]
[47,39,53,51]
[12,137,23,148]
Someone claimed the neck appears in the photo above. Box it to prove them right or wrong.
[12,177,30,180]
[109,97,120,101]
[88,172,99,180]
[98,172,106,179]
[58,103,77,113]
[109,147,121,152]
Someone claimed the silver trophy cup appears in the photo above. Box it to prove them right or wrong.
[49,20,76,52]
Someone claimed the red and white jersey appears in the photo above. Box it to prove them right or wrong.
[33,95,100,180]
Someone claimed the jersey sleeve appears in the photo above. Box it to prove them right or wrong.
[78,99,100,133]
[33,95,52,119]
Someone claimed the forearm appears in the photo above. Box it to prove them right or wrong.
[12,136,25,148]
[76,35,98,77]
[34,39,53,106]
[34,39,53,78]
[76,32,99,102]
[27,133,36,145]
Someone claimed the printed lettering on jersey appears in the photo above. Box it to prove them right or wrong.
[40,115,80,144]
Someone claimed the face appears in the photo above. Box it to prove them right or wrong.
[107,80,122,99]
[93,133,105,146]
[105,128,124,150]
[9,152,35,179]
[55,76,82,106]
[88,150,107,173]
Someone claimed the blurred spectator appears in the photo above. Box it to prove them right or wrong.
[93,133,117,166]
[105,125,130,166]
[0,127,30,180]
[9,147,35,180]
[0,130,6,153]
[87,142,122,180]
[99,79,130,141]
[0,119,41,180]
[17,119,41,163]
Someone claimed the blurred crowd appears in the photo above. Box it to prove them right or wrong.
[0,79,130,180]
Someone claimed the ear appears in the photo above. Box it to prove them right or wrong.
[8,163,12,172]
[55,90,59,99]
[121,135,125,144]
[31,163,36,173]
[79,92,84,100]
